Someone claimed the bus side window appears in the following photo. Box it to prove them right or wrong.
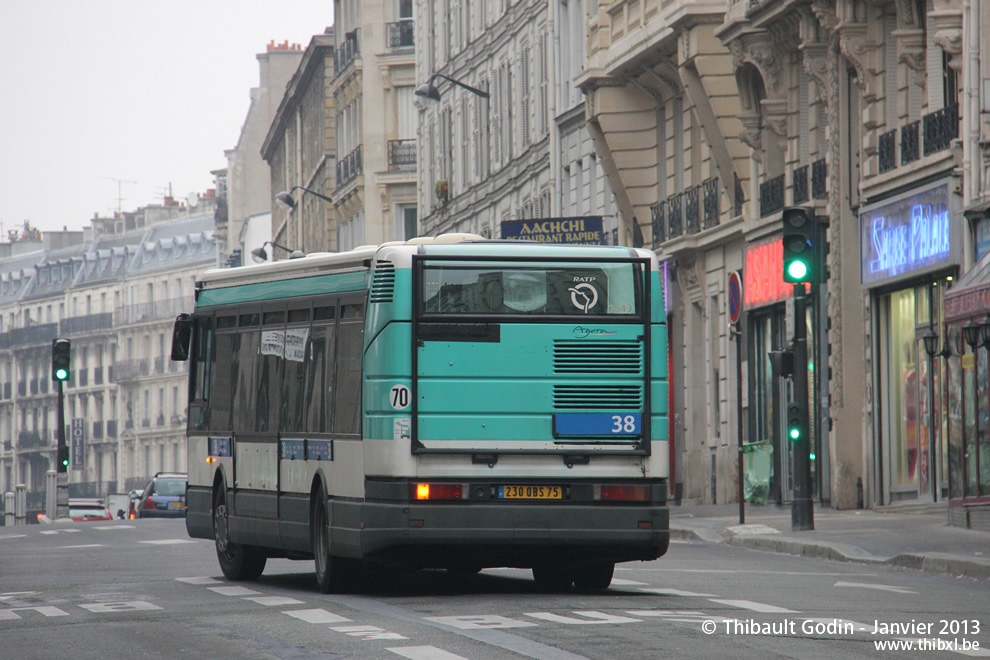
[188,317,213,431]
[256,310,285,432]
[232,315,260,433]
[335,302,365,436]
[211,330,236,432]
[280,309,311,433]
[306,306,337,433]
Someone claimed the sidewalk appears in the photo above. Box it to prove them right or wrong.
[668,501,990,580]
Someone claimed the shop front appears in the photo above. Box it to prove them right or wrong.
[943,253,990,530]
[860,179,961,506]
[743,235,821,504]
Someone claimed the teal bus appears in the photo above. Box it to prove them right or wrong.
[171,234,670,592]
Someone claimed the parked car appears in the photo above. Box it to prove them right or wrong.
[68,498,113,522]
[136,472,188,518]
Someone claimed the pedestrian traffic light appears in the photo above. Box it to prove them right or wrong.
[786,402,804,442]
[782,207,816,284]
[52,338,71,381]
[57,444,70,472]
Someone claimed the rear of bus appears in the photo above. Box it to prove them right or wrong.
[362,242,669,583]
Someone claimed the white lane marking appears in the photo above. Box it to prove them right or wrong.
[834,581,917,594]
[388,646,470,660]
[284,608,352,624]
[62,544,105,549]
[627,610,738,624]
[0,534,27,540]
[524,611,642,625]
[708,599,800,613]
[139,539,198,545]
[639,587,717,597]
[0,592,37,599]
[802,618,874,634]
[175,577,222,585]
[610,578,649,586]
[208,586,262,597]
[79,601,162,613]
[244,596,305,607]
[331,625,408,640]
[425,615,538,630]
[0,606,70,620]
[93,525,134,530]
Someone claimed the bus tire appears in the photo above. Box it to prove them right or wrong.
[312,488,347,593]
[213,486,266,581]
[532,564,573,591]
[573,562,614,591]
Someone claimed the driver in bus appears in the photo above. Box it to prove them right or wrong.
[503,272,547,312]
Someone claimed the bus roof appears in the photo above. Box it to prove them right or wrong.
[197,235,657,292]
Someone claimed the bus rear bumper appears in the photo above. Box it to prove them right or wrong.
[351,501,669,568]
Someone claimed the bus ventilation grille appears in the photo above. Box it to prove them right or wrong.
[552,340,642,374]
[370,261,395,303]
[553,385,643,410]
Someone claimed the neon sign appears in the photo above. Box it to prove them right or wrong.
[861,183,956,286]
[744,237,791,307]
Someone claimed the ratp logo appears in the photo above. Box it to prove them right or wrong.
[568,283,599,313]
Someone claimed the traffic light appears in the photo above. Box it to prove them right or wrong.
[57,444,70,472]
[52,338,71,381]
[769,347,795,379]
[786,402,804,443]
[782,207,816,284]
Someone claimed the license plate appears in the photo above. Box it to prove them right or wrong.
[498,485,562,500]
[169,501,186,509]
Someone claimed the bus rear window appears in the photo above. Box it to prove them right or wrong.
[421,262,641,317]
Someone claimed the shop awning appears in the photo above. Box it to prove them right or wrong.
[945,250,990,322]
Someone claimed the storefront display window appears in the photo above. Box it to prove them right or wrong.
[880,288,922,490]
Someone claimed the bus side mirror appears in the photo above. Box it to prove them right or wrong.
[171,314,193,361]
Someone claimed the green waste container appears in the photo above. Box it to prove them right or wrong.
[743,441,773,505]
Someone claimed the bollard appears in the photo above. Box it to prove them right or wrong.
[46,470,57,521]
[4,492,13,527]
[15,484,26,525]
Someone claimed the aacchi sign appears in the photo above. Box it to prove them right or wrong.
[501,216,604,245]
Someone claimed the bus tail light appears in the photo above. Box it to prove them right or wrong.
[595,485,650,502]
[413,483,465,500]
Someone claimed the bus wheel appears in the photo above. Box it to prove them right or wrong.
[532,564,573,591]
[573,562,614,591]
[312,488,348,593]
[214,487,266,581]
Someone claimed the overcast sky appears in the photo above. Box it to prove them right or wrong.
[0,0,332,236]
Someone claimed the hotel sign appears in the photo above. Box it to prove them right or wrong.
[860,181,961,288]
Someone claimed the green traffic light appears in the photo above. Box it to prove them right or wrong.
[61,457,69,467]
[55,368,68,381]
[788,427,801,440]
[786,259,809,281]
[810,452,816,461]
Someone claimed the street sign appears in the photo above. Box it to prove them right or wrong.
[727,270,743,324]
[71,418,86,470]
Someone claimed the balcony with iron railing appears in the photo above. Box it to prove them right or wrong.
[110,358,149,382]
[115,297,187,326]
[336,145,363,189]
[875,105,958,174]
[387,139,416,170]
[386,20,414,49]
[60,312,113,336]
[759,174,785,218]
[335,30,360,75]
[650,176,725,246]
[18,430,46,449]
[8,323,57,348]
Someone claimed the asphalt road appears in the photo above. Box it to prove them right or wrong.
[2,519,988,659]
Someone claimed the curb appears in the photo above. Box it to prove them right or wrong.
[670,524,990,581]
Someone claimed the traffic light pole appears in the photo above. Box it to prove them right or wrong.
[791,284,814,531]
[55,379,68,519]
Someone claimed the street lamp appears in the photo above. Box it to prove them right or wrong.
[415,73,490,102]
[251,241,304,263]
[275,186,333,211]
